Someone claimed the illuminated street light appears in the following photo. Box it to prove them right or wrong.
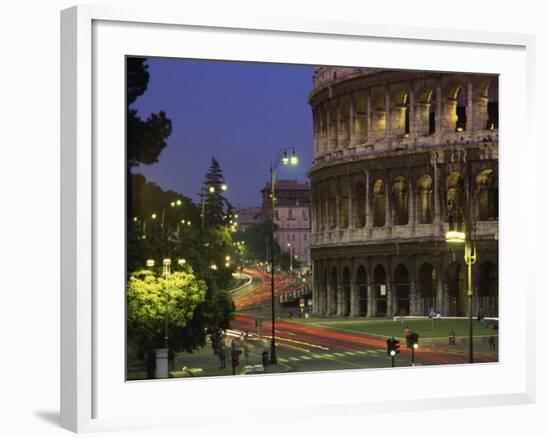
[146,259,155,268]
[445,230,466,243]
[209,186,215,193]
[151,213,157,220]
[177,258,186,266]
[268,146,298,365]
[221,183,228,192]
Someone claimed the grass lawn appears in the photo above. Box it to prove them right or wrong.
[290,317,498,339]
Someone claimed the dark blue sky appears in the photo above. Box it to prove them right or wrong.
[133,57,315,207]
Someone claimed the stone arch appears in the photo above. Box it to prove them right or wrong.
[321,267,328,315]
[329,266,338,315]
[342,266,352,316]
[328,183,337,229]
[370,87,386,140]
[392,176,408,225]
[394,264,410,315]
[486,80,498,130]
[373,264,388,316]
[339,180,350,229]
[353,94,368,143]
[445,261,467,316]
[476,261,498,317]
[442,79,468,133]
[373,179,386,227]
[354,179,366,228]
[415,80,437,136]
[417,263,437,315]
[476,168,498,221]
[329,100,339,150]
[356,265,368,316]
[416,175,433,224]
[390,85,409,137]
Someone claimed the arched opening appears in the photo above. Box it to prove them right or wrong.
[477,261,498,317]
[330,267,338,315]
[321,268,328,315]
[446,172,465,228]
[328,184,337,229]
[418,263,437,315]
[354,180,366,228]
[356,265,368,316]
[486,80,499,130]
[340,183,350,229]
[404,94,410,135]
[373,179,386,227]
[429,92,436,135]
[354,95,368,143]
[392,176,408,225]
[339,97,351,147]
[371,88,386,140]
[394,264,410,315]
[329,101,338,150]
[417,175,433,224]
[446,262,467,316]
[455,87,467,132]
[373,264,387,316]
[342,266,351,316]
[476,169,498,221]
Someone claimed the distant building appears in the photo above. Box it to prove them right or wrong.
[261,179,311,265]
[235,207,263,232]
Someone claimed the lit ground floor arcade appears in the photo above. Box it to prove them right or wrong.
[311,242,498,318]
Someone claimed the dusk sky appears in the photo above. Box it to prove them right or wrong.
[132,57,315,207]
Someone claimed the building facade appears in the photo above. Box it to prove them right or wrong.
[309,67,498,318]
[235,207,263,232]
[261,180,311,265]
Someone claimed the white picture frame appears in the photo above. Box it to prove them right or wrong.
[61,5,536,433]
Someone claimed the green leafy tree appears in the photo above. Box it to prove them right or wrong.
[234,219,281,263]
[127,268,207,378]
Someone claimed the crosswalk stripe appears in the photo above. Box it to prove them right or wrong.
[312,354,324,359]
[322,353,335,358]
[300,355,312,360]
[333,352,346,357]
[345,351,358,356]
[289,357,300,362]
[279,358,288,363]
[356,351,368,355]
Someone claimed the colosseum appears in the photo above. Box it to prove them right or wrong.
[308,67,498,319]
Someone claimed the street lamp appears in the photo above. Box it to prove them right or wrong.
[162,258,172,349]
[287,243,293,276]
[268,147,298,365]
[445,175,479,364]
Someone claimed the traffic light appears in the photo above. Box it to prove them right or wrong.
[386,337,401,356]
[411,332,419,350]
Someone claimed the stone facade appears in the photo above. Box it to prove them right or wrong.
[308,67,498,318]
[261,180,311,265]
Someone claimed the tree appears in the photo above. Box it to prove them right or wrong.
[234,219,281,263]
[127,268,207,378]
[200,157,232,227]
[126,57,172,222]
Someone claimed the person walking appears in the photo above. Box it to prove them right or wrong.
[218,342,227,369]
[488,335,497,351]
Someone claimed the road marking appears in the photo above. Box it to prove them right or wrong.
[289,357,300,362]
[278,358,289,363]
[312,354,325,359]
[300,355,313,360]
[345,351,358,356]
[333,352,346,357]
[322,353,335,358]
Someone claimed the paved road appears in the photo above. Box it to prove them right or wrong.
[228,268,498,372]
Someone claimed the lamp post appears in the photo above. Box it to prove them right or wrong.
[268,147,298,365]
[287,243,293,276]
[445,166,479,364]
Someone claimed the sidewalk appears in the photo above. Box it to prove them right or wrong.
[173,340,289,377]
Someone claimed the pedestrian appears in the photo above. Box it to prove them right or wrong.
[218,343,227,369]
[404,326,412,337]
[449,330,456,345]
[261,349,269,367]
[488,335,497,351]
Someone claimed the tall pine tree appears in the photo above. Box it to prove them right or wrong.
[200,157,233,227]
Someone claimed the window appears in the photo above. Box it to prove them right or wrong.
[302,210,307,219]
[304,234,308,241]
[275,210,279,220]
[287,234,290,242]
[288,209,293,219]
[292,234,295,241]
